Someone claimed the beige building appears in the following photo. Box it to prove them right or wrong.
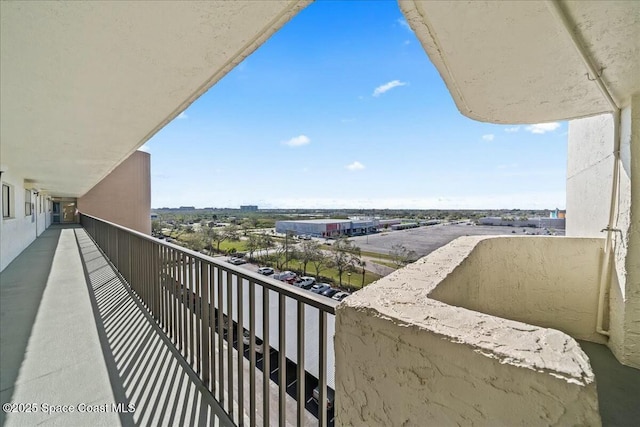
[1,1,638,426]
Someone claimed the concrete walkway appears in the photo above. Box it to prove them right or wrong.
[1,225,231,426]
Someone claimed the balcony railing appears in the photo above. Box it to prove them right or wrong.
[81,214,336,426]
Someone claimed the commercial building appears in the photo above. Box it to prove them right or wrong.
[478,216,566,229]
[275,219,377,237]
[1,2,638,426]
[240,205,259,212]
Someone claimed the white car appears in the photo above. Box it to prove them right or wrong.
[332,291,351,301]
[311,283,331,294]
[228,257,247,265]
[257,267,275,275]
[293,276,316,289]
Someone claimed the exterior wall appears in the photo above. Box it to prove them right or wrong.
[566,114,615,237]
[611,96,640,368]
[566,99,639,369]
[1,172,39,271]
[35,194,48,237]
[429,236,606,343]
[335,236,601,426]
[275,221,328,237]
[275,219,376,237]
[78,151,151,234]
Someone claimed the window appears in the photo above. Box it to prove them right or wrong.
[25,189,32,216]
[39,195,43,213]
[2,184,11,218]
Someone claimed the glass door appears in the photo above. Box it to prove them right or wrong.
[52,202,60,223]
[61,202,77,223]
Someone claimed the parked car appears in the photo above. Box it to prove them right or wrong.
[242,331,264,354]
[293,276,316,288]
[273,271,296,281]
[311,283,331,294]
[321,288,340,298]
[312,386,335,411]
[257,267,274,275]
[332,291,351,301]
[228,257,246,265]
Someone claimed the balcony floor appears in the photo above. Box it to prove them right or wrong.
[0,225,232,426]
[579,340,640,427]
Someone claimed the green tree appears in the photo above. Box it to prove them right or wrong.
[311,251,330,281]
[390,244,417,268]
[224,225,240,242]
[246,234,260,260]
[298,240,321,275]
[203,227,225,252]
[329,238,362,286]
[151,220,162,235]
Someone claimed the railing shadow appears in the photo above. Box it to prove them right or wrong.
[0,226,64,426]
[74,228,233,426]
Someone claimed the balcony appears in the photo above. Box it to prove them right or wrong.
[1,217,335,426]
[335,235,640,426]
[2,218,638,426]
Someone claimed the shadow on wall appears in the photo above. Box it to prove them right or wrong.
[0,226,65,426]
[75,229,231,426]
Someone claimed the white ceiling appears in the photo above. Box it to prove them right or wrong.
[399,0,640,124]
[1,1,310,197]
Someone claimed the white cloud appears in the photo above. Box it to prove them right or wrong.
[138,144,151,153]
[177,112,188,119]
[525,122,561,134]
[282,135,310,147]
[397,18,413,33]
[373,80,407,97]
[482,134,495,142]
[346,161,365,171]
[505,126,520,133]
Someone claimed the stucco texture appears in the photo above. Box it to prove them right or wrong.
[335,236,601,426]
[566,96,640,369]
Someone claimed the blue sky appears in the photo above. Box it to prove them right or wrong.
[143,0,567,210]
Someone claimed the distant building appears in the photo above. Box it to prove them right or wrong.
[550,208,566,219]
[240,205,258,212]
[276,219,377,238]
[178,206,195,211]
[479,216,565,229]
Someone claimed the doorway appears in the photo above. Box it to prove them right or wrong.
[52,200,77,223]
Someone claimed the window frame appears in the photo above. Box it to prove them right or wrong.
[2,184,11,218]
[24,189,32,216]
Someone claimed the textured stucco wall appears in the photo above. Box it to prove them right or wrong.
[566,99,640,369]
[611,96,640,368]
[335,236,601,426]
[429,236,605,343]
[78,151,151,234]
[566,114,614,237]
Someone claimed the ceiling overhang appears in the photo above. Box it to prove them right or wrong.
[1,1,310,197]
[399,0,640,124]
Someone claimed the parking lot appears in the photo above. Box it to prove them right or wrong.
[348,223,566,258]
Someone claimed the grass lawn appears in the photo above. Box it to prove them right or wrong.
[218,240,247,253]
